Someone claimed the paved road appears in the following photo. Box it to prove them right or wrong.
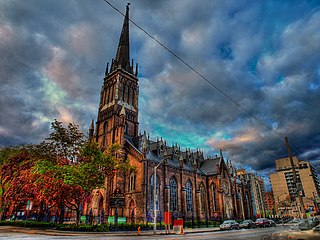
[0,225,290,240]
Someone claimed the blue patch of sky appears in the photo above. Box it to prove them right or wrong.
[258,0,320,56]
[151,123,207,151]
[309,83,319,91]
[309,68,320,90]
[275,74,284,84]
[217,42,233,60]
[247,55,259,76]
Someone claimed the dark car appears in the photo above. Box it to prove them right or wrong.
[268,219,276,227]
[255,218,270,228]
[220,220,240,230]
[239,219,256,229]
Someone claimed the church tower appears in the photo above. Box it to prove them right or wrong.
[95,4,139,149]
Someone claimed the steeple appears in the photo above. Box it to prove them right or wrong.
[96,3,139,148]
[110,3,132,74]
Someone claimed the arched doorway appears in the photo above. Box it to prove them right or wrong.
[98,197,104,223]
[129,200,135,223]
[98,197,104,213]
[225,200,233,219]
[225,202,230,219]
[91,189,103,221]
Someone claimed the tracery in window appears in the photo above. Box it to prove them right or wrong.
[186,180,193,212]
[211,184,217,211]
[129,172,136,192]
[170,177,178,211]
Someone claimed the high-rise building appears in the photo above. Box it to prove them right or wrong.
[237,169,266,218]
[270,156,320,215]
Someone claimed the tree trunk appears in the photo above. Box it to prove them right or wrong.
[76,208,80,225]
[59,203,64,224]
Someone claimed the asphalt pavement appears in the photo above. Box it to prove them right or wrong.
[0,224,293,238]
[0,225,220,237]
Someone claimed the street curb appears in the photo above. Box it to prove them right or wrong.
[0,226,220,237]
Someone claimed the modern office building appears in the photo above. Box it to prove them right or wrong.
[270,156,320,215]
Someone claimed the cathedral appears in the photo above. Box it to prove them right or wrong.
[88,5,253,224]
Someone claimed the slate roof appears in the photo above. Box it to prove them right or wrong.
[199,157,221,175]
[124,134,219,176]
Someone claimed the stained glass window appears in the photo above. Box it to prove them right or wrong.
[170,177,178,211]
[186,180,193,212]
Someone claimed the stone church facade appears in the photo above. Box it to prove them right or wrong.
[89,5,253,223]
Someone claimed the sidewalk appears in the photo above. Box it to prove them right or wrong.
[0,225,220,237]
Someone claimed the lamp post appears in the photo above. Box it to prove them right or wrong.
[153,152,169,235]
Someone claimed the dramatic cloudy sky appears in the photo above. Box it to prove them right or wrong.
[1,0,320,187]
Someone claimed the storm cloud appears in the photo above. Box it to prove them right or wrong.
[1,0,320,185]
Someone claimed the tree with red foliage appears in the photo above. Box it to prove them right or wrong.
[1,119,134,224]
[32,120,133,225]
[0,149,39,220]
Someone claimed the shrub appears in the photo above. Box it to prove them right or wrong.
[55,223,109,232]
[0,220,55,228]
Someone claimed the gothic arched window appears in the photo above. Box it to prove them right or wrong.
[200,183,205,212]
[186,180,193,212]
[150,174,159,210]
[129,87,133,105]
[124,85,129,103]
[124,122,128,134]
[129,172,136,192]
[170,177,178,211]
[211,184,217,211]
[132,89,136,107]
[118,83,123,101]
[105,87,110,104]
[103,122,108,133]
[110,84,114,102]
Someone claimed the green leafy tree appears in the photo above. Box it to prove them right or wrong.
[45,119,85,164]
[32,120,133,225]
[1,119,134,224]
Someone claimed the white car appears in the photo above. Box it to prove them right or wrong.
[219,220,239,230]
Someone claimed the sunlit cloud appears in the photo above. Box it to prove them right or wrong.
[1,0,320,187]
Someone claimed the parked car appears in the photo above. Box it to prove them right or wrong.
[239,219,256,229]
[268,219,276,227]
[289,218,300,224]
[220,220,240,230]
[287,224,320,240]
[295,218,320,231]
[255,218,270,228]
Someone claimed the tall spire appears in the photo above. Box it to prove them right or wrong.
[111,3,132,74]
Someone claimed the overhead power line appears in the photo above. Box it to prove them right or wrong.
[102,0,301,155]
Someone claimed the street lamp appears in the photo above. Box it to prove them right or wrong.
[153,150,169,235]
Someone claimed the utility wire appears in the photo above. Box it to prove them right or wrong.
[102,0,301,156]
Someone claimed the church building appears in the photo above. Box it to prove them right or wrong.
[89,4,252,224]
